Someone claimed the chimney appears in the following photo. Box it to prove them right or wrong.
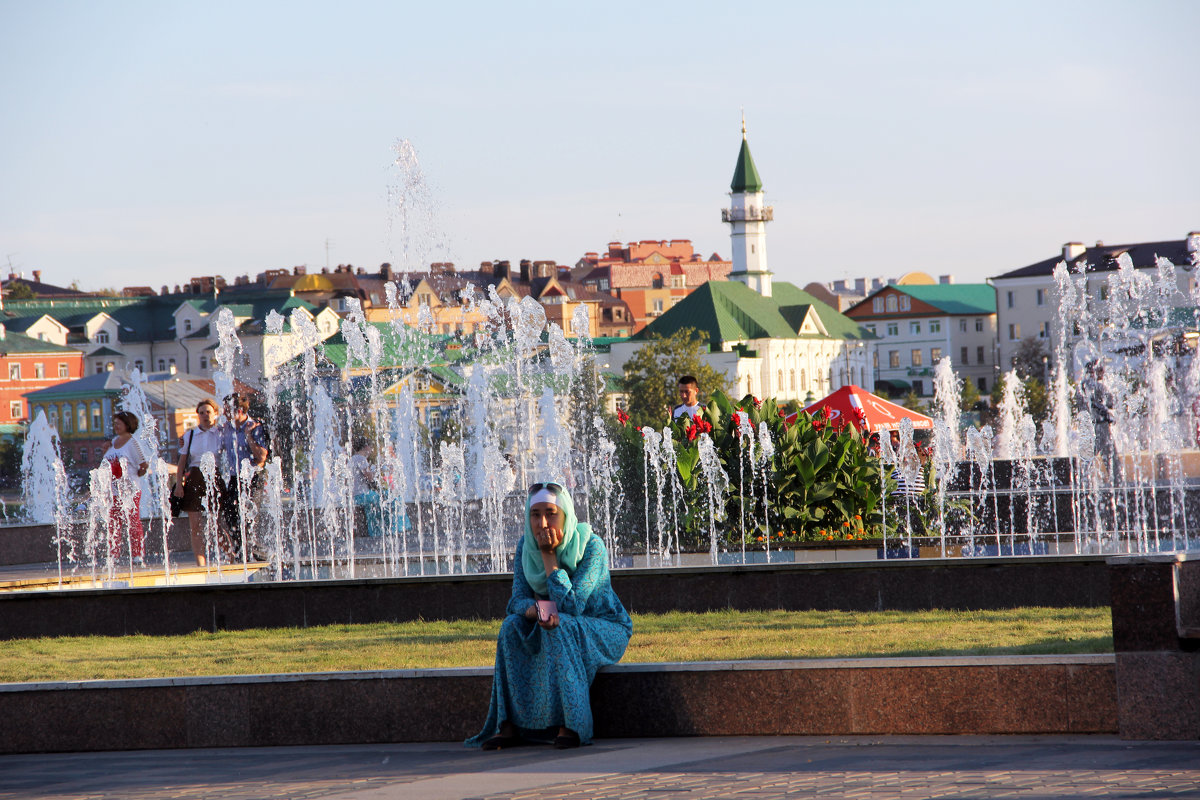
[478,261,493,276]
[1187,231,1200,255]
[832,280,846,291]
[380,263,393,281]
[1062,242,1086,261]
[854,278,866,293]
[32,270,41,283]
[939,275,954,284]
[519,259,531,282]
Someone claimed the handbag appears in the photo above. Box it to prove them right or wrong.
[169,430,193,518]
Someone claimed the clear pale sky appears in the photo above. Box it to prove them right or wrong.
[2,1,1197,293]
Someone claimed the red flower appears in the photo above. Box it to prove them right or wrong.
[752,396,762,408]
[616,408,630,425]
[685,423,697,442]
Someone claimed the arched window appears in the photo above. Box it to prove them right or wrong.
[777,369,783,391]
[96,330,110,344]
[200,356,208,370]
[90,402,102,432]
[185,319,193,333]
[800,369,807,390]
[77,404,88,432]
[61,404,72,433]
[652,273,664,289]
[105,362,115,372]
[157,359,165,371]
[790,369,796,391]
[885,295,898,313]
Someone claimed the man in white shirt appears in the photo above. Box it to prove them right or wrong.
[173,398,222,566]
[671,375,703,420]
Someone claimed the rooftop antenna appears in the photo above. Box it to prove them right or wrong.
[741,108,746,139]
[325,238,332,270]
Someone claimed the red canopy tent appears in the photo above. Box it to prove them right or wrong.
[799,384,933,433]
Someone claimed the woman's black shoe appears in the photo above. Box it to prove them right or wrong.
[482,733,524,751]
[553,730,581,749]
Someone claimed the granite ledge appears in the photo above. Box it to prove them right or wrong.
[0,653,1116,693]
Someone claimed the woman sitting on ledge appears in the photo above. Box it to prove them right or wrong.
[467,481,632,750]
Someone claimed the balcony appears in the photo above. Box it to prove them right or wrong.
[721,206,774,223]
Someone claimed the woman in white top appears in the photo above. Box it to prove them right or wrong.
[103,410,149,565]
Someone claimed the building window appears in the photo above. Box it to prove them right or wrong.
[158,359,166,371]
[8,364,19,380]
[46,406,55,427]
[864,323,876,335]
[200,356,208,370]
[911,349,923,367]
[653,299,664,313]
[959,319,967,333]
[1036,288,1046,306]
[1040,321,1051,339]
[898,295,911,312]
[912,380,924,395]
[95,363,104,374]
[961,346,969,365]
[96,330,110,343]
[885,295,898,313]
[886,323,899,336]
[105,362,115,372]
[1006,291,1014,309]
[1099,285,1109,301]
[34,363,45,379]
[929,320,941,333]
[910,321,921,334]
[790,369,796,391]
[800,369,807,390]
[889,351,900,368]
[872,297,884,313]
[91,402,102,432]
[873,350,879,368]
[94,446,103,460]
[776,369,783,391]
[58,362,69,378]
[135,360,144,370]
[975,318,984,332]
[931,347,942,363]
[651,273,664,289]
[978,377,987,392]
[77,404,88,432]
[10,401,21,419]
[185,319,193,333]
[1008,323,1020,340]
[61,404,72,433]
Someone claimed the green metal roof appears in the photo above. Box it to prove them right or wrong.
[893,284,997,315]
[632,281,874,348]
[0,331,81,355]
[730,136,763,193]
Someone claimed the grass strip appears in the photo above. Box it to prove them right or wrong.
[0,607,1111,684]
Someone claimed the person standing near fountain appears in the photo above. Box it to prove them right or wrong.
[672,375,703,420]
[103,411,149,565]
[1076,360,1119,481]
[468,482,632,751]
[173,399,222,566]
[216,393,268,560]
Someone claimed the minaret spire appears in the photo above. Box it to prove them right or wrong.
[722,119,773,296]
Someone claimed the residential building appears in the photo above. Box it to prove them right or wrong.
[990,234,1200,372]
[0,331,84,441]
[574,240,731,333]
[845,282,998,397]
[609,126,875,403]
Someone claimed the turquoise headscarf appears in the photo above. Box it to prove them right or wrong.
[522,483,592,597]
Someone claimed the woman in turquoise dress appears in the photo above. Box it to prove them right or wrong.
[467,482,632,750]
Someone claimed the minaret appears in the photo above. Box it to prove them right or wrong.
[722,117,773,296]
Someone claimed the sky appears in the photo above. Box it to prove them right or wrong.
[2,1,1198,294]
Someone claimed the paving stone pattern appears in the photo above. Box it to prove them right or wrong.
[1,737,1197,800]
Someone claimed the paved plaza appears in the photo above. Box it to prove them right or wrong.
[1,736,1197,800]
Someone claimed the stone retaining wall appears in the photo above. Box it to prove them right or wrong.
[0,556,1112,640]
[0,655,1116,754]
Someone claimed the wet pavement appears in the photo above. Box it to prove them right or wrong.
[1,735,1198,800]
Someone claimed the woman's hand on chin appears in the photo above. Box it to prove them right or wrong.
[536,526,564,553]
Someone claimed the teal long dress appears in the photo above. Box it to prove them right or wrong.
[466,533,632,745]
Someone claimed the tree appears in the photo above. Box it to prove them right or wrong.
[1013,337,1048,381]
[1024,378,1050,423]
[4,281,35,300]
[619,328,732,430]
[901,389,926,413]
[959,376,981,412]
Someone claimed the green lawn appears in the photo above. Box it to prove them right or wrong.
[0,607,1112,684]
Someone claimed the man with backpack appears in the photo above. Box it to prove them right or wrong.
[217,392,269,561]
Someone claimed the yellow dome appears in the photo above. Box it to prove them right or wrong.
[293,274,335,292]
